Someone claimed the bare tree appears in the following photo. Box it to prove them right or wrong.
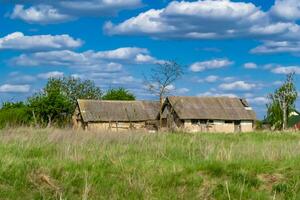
[267,73,298,130]
[144,61,183,129]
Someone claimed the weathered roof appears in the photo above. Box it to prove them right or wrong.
[165,96,256,120]
[77,100,160,122]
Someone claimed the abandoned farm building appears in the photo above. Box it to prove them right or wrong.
[160,96,256,133]
[73,99,160,131]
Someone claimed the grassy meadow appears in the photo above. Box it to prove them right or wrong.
[1,129,300,199]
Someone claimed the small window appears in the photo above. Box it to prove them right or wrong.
[208,120,214,123]
[225,120,233,124]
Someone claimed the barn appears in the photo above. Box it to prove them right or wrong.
[73,100,160,131]
[159,96,256,133]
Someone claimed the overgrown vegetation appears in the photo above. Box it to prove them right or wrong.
[0,76,136,129]
[102,88,135,101]
[0,102,31,129]
[266,73,298,130]
[1,129,300,199]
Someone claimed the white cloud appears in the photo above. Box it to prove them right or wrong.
[92,47,154,63]
[37,71,64,79]
[0,84,30,93]
[111,75,141,85]
[8,0,142,24]
[177,88,190,94]
[198,75,219,83]
[270,0,300,21]
[271,66,300,74]
[11,5,74,24]
[105,0,268,39]
[244,62,257,69]
[165,84,176,91]
[251,40,300,54]
[197,76,238,83]
[8,72,36,83]
[10,47,159,90]
[247,96,269,105]
[104,0,300,55]
[105,0,300,41]
[0,32,82,51]
[190,59,233,72]
[223,77,236,82]
[135,54,157,63]
[197,91,237,98]
[219,81,257,91]
[11,47,157,71]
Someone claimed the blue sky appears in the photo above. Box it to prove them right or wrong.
[1,0,300,119]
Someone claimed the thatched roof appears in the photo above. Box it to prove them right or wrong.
[77,100,160,122]
[164,96,256,121]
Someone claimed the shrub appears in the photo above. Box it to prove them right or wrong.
[0,102,31,129]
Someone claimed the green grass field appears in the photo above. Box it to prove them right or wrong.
[1,128,300,199]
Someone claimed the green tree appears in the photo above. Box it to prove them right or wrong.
[28,78,72,127]
[266,100,283,130]
[102,88,135,101]
[28,76,102,127]
[59,77,102,110]
[266,73,298,130]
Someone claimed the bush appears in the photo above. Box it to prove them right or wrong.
[0,102,31,129]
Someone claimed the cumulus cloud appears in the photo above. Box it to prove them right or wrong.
[190,59,233,72]
[271,66,300,74]
[105,1,266,38]
[198,75,219,83]
[104,0,300,54]
[197,91,237,98]
[251,40,300,54]
[247,96,269,105]
[147,84,189,95]
[10,47,158,72]
[244,62,257,69]
[11,4,74,24]
[105,0,300,40]
[0,84,30,93]
[270,0,300,21]
[37,71,64,79]
[7,0,142,24]
[198,75,238,83]
[111,75,142,85]
[0,32,82,51]
[177,88,190,94]
[219,81,257,91]
[8,72,36,83]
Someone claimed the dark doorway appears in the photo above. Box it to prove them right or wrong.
[234,121,241,132]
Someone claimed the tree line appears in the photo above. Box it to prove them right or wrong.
[0,77,135,129]
[0,60,297,131]
[0,61,183,129]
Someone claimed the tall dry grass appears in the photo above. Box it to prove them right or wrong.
[1,128,300,199]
